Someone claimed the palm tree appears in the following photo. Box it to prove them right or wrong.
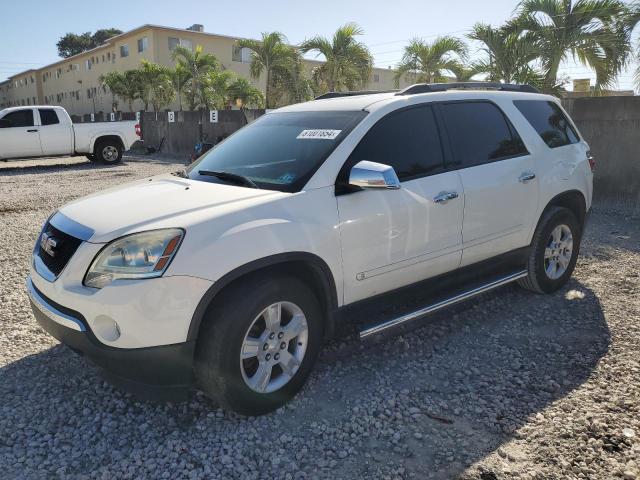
[513,0,630,90]
[202,70,237,109]
[468,23,542,84]
[99,71,124,112]
[228,77,265,109]
[172,63,191,111]
[394,36,468,87]
[623,2,640,89]
[300,23,373,93]
[450,63,485,82]
[270,51,314,105]
[237,32,297,108]
[171,45,219,110]
[138,61,174,111]
[118,70,143,112]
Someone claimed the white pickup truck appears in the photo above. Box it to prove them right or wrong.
[0,106,140,163]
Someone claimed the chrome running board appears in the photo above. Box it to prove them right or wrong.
[359,269,528,339]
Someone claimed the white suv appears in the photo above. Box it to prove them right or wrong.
[27,83,593,415]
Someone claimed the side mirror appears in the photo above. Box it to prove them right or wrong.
[0,119,11,128]
[349,160,401,190]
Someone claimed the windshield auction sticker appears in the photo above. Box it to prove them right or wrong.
[297,129,342,140]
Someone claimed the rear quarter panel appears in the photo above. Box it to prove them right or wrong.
[513,99,593,243]
[72,121,138,153]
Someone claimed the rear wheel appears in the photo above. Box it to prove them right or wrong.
[194,274,323,416]
[95,139,123,164]
[518,206,582,293]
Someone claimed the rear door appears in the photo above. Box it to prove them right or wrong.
[337,104,464,304]
[439,100,538,266]
[37,108,73,156]
[0,109,42,159]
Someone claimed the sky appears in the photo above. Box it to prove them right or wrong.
[0,0,637,90]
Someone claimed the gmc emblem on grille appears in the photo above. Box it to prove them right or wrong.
[40,232,58,257]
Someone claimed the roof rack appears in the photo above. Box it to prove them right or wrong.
[314,90,398,100]
[396,82,539,95]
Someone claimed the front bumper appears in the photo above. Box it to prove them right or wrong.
[27,277,195,401]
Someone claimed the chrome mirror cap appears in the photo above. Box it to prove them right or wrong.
[348,160,401,190]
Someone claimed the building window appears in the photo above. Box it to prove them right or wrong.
[120,44,129,58]
[138,37,148,53]
[373,74,380,83]
[85,59,92,70]
[168,37,192,51]
[232,45,252,63]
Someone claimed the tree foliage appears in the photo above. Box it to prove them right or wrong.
[511,0,630,90]
[394,36,467,87]
[57,28,122,58]
[171,45,219,110]
[300,23,373,93]
[237,32,299,108]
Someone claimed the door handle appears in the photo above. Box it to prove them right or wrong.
[27,129,38,133]
[519,172,536,183]
[433,191,458,204]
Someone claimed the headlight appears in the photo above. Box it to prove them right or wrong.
[84,229,184,288]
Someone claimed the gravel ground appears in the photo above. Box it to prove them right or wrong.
[0,156,638,480]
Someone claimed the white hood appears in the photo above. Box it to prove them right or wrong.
[58,174,284,243]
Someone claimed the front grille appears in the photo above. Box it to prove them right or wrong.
[38,222,83,277]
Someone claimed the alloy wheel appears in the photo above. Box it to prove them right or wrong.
[544,224,573,280]
[240,301,309,394]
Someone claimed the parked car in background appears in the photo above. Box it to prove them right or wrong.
[0,106,140,163]
[27,83,593,415]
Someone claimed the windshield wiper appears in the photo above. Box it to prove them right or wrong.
[198,170,258,189]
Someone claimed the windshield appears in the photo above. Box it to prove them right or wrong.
[187,110,367,192]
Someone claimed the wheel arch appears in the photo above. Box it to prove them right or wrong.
[544,190,587,225]
[530,190,587,243]
[187,252,339,343]
[90,134,125,154]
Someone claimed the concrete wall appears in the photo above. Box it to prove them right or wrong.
[562,96,640,212]
[140,109,265,155]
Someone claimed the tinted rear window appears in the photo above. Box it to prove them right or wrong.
[513,100,579,148]
[39,109,60,126]
[440,101,528,168]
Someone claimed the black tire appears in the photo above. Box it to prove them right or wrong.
[518,206,582,294]
[194,274,324,416]
[95,139,123,164]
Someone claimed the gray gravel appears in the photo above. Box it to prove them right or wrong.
[1,156,639,479]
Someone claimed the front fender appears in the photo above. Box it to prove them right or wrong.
[166,186,344,305]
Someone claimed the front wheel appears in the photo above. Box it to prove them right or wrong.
[194,274,323,415]
[518,206,582,294]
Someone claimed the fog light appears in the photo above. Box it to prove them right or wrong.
[94,315,121,342]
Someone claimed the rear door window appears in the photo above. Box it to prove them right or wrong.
[513,100,579,148]
[1,109,34,128]
[440,101,528,168]
[38,109,60,126]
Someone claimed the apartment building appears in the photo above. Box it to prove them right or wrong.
[0,24,411,115]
